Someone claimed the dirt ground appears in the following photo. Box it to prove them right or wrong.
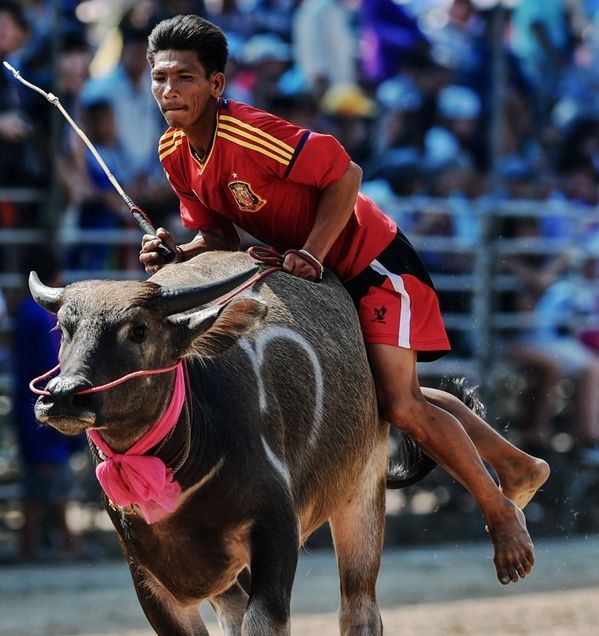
[1,535,599,636]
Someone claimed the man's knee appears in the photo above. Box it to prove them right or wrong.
[378,391,427,435]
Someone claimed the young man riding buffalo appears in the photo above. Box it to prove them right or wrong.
[139,14,549,585]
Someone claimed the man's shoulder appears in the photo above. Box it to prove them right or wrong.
[218,98,304,167]
[220,98,292,131]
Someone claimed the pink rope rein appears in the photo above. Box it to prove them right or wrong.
[29,362,180,397]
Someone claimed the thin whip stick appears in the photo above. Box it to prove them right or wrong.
[3,60,174,262]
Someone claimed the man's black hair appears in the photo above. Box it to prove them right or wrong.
[0,0,29,32]
[147,14,228,76]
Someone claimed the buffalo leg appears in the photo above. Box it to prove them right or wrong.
[128,561,209,636]
[241,505,298,635]
[329,444,386,635]
[210,580,248,635]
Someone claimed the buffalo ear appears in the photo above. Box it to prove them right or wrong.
[167,298,267,357]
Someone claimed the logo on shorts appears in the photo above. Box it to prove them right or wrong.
[373,306,387,323]
[228,180,266,212]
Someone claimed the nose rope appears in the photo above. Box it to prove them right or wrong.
[28,247,288,399]
[29,362,180,398]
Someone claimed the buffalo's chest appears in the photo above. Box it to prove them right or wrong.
[119,514,252,601]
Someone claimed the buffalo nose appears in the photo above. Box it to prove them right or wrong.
[41,375,94,409]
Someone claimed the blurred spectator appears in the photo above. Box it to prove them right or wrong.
[82,15,174,227]
[359,0,429,84]
[68,98,135,270]
[509,0,574,114]
[500,89,539,156]
[400,51,453,142]
[253,0,297,43]
[47,31,95,230]
[424,84,487,172]
[240,32,293,109]
[498,155,537,200]
[555,116,599,175]
[13,25,92,219]
[0,0,45,190]
[11,246,84,561]
[502,249,599,464]
[498,214,572,314]
[415,164,478,271]
[266,91,320,129]
[372,75,423,155]
[426,0,482,73]
[365,146,424,200]
[319,82,377,164]
[292,0,358,97]
[205,0,257,41]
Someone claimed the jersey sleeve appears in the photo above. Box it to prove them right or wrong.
[285,131,351,189]
[249,109,351,189]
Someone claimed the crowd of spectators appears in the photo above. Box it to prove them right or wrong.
[3,0,599,479]
[1,1,598,230]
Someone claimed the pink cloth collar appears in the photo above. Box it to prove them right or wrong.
[87,361,186,524]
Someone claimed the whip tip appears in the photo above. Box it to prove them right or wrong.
[2,60,17,75]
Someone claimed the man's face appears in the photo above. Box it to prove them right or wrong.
[150,49,224,130]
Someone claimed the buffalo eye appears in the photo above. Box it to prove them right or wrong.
[129,324,148,343]
[55,323,70,342]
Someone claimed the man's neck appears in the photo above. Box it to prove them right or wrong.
[186,99,219,161]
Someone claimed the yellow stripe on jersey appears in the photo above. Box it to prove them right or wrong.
[218,122,292,163]
[159,139,183,161]
[219,114,294,154]
[159,129,184,151]
[158,129,177,146]
[216,130,290,165]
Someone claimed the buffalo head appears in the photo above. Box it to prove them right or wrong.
[29,267,267,449]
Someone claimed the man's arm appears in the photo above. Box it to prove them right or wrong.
[139,223,240,275]
[282,161,362,280]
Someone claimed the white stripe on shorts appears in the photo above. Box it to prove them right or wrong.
[370,259,411,347]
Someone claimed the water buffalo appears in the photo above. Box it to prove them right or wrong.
[29,250,433,636]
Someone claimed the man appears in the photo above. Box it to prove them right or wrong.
[139,15,549,585]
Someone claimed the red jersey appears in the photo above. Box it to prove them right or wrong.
[159,98,397,281]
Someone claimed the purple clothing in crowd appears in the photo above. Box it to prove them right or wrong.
[360,0,429,83]
[12,297,81,466]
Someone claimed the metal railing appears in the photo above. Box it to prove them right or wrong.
[1,192,596,389]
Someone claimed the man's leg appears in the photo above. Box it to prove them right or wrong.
[367,343,534,585]
[422,387,550,509]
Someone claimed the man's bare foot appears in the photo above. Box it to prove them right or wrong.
[495,455,550,510]
[486,503,534,585]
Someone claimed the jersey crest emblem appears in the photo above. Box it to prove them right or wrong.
[228,180,266,212]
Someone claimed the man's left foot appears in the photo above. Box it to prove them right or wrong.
[486,502,535,585]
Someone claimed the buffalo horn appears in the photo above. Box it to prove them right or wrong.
[28,271,64,313]
[159,266,261,314]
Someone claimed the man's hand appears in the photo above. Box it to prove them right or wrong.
[139,227,182,275]
[282,249,324,282]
